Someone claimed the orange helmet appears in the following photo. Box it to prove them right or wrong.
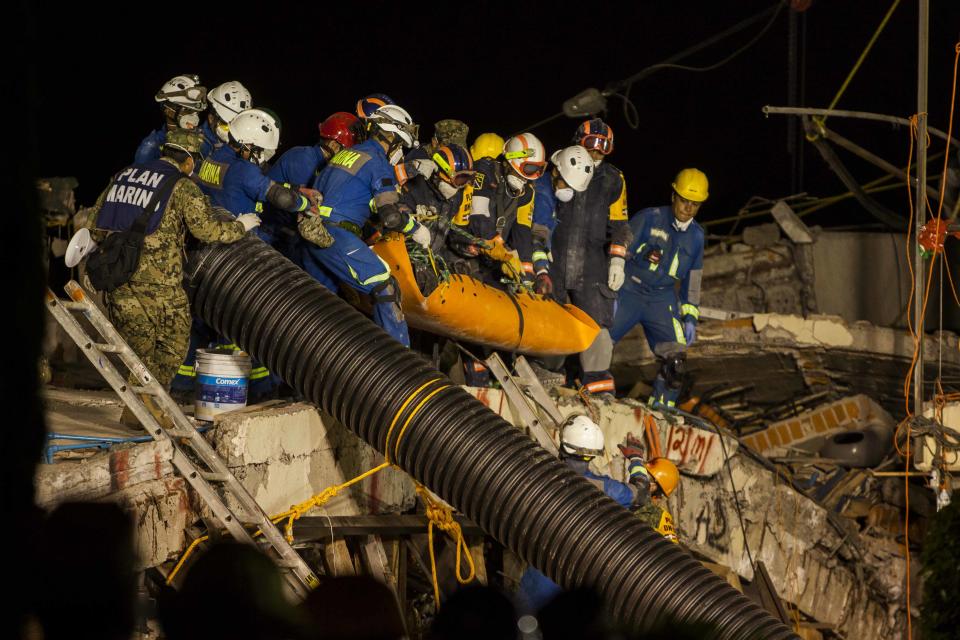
[646,458,679,497]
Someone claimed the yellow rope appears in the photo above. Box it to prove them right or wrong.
[415,482,476,609]
[166,378,450,584]
[166,535,208,585]
[807,0,901,140]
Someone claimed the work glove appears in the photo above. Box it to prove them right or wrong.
[236,213,261,232]
[500,254,524,281]
[642,246,663,265]
[415,203,438,219]
[412,158,438,180]
[618,443,645,460]
[534,271,553,296]
[298,186,323,207]
[683,317,697,345]
[410,223,431,250]
[608,256,625,291]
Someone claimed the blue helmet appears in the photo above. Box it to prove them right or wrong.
[574,118,614,155]
[432,144,475,187]
[356,93,396,119]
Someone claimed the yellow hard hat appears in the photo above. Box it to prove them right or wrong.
[470,132,505,161]
[646,457,679,496]
[672,168,709,202]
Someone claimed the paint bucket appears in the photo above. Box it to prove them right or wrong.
[194,348,252,421]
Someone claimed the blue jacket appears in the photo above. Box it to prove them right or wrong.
[196,145,272,215]
[134,128,166,164]
[269,145,327,187]
[198,120,220,160]
[626,206,704,320]
[517,460,636,612]
[310,139,397,227]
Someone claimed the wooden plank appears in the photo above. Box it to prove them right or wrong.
[469,538,487,586]
[324,539,356,576]
[293,515,484,541]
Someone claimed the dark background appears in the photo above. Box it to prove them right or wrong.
[28,1,960,229]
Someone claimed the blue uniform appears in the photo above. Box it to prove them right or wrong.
[261,145,328,263]
[531,174,557,273]
[517,459,636,613]
[134,128,167,164]
[302,140,410,346]
[198,121,220,159]
[174,145,279,398]
[610,206,704,406]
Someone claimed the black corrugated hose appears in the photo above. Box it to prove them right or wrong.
[187,237,798,640]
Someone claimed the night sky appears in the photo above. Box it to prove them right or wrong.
[28,1,960,231]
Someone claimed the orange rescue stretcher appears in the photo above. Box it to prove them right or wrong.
[373,234,600,356]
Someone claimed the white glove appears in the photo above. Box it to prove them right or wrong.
[410,224,431,249]
[412,158,438,180]
[608,256,625,291]
[236,213,261,232]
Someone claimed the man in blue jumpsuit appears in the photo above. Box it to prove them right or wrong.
[516,416,652,612]
[198,81,253,159]
[610,168,708,407]
[135,75,207,164]
[265,111,364,262]
[172,108,319,400]
[300,104,429,347]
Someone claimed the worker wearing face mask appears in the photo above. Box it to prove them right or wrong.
[134,75,207,164]
[544,120,631,396]
[199,81,253,159]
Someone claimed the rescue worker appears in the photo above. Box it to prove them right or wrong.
[85,129,257,422]
[610,168,708,408]
[135,75,207,164]
[356,93,395,119]
[516,416,652,612]
[179,108,317,400]
[265,112,364,262]
[540,119,630,396]
[199,81,252,159]
[300,104,428,347]
[403,119,469,163]
[617,436,680,542]
[398,142,475,279]
[468,133,545,287]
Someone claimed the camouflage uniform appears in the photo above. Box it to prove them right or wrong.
[433,119,469,148]
[87,133,246,387]
[634,500,679,544]
[298,214,334,248]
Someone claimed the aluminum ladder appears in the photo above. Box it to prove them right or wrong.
[484,354,563,458]
[45,280,319,598]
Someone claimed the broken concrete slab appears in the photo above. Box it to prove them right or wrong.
[35,438,175,507]
[115,477,194,570]
[209,402,415,518]
[465,387,738,478]
[742,394,895,456]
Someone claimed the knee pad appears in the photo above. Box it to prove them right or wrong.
[369,276,401,306]
[658,352,686,389]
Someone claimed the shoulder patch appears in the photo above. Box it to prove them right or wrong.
[329,148,371,175]
[197,159,228,190]
[650,227,670,242]
[473,172,485,190]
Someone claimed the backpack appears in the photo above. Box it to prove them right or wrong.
[86,176,179,292]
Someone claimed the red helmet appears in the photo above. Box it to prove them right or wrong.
[319,112,362,148]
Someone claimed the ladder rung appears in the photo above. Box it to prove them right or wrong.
[94,343,126,353]
[276,559,302,569]
[238,514,264,526]
[61,301,89,311]
[167,429,196,438]
[131,386,158,395]
[200,472,231,482]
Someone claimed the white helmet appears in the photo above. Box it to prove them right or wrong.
[229,109,280,165]
[369,104,419,148]
[560,415,605,459]
[209,81,253,123]
[155,74,206,111]
[503,133,547,181]
[551,146,595,192]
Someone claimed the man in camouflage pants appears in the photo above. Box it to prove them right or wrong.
[87,129,259,401]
